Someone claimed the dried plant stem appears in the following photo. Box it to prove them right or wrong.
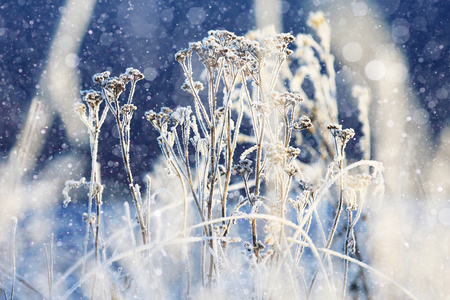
[353,239,372,300]
[91,173,102,300]
[105,91,147,245]
[94,192,100,265]
[308,142,346,297]
[10,217,17,300]
[252,111,266,259]
[254,89,266,196]
[179,61,211,134]
[82,126,100,294]
[221,110,233,223]
[173,165,192,296]
[117,122,147,245]
[207,71,217,284]
[124,202,137,255]
[295,212,313,265]
[202,241,206,287]
[145,176,152,244]
[215,73,239,224]
[157,130,207,233]
[183,158,207,228]
[342,210,353,300]
[294,192,317,265]
[44,234,54,300]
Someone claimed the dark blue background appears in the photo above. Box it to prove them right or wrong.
[1,0,448,191]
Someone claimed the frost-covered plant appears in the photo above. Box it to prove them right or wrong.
[57,13,395,300]
[143,15,385,298]
[63,68,151,298]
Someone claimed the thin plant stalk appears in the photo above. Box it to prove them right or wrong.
[145,176,152,244]
[103,88,147,245]
[44,234,54,300]
[308,130,348,297]
[206,70,217,284]
[10,217,18,300]
[342,209,353,300]
[173,164,192,296]
[82,104,104,295]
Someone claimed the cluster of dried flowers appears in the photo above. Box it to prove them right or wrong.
[62,12,385,299]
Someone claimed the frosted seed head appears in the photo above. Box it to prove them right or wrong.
[252,102,271,117]
[145,110,157,122]
[73,102,86,115]
[103,77,126,96]
[284,164,299,177]
[327,124,342,131]
[120,104,137,114]
[161,107,173,115]
[286,146,301,158]
[175,48,192,62]
[92,71,110,85]
[243,241,252,252]
[120,68,144,84]
[181,82,190,92]
[292,116,312,131]
[171,106,192,125]
[232,158,253,178]
[80,89,103,107]
[193,81,204,91]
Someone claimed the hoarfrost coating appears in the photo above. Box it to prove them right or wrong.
[0,0,449,299]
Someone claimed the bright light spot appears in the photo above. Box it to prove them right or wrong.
[437,186,443,192]
[438,208,450,226]
[143,67,158,81]
[187,7,205,25]
[423,40,442,60]
[155,268,162,276]
[65,53,79,68]
[365,60,386,81]
[412,108,429,125]
[415,169,421,175]
[436,87,448,100]
[391,18,410,43]
[386,63,408,83]
[387,120,395,128]
[154,210,161,217]
[100,32,112,47]
[160,8,174,23]
[342,42,363,62]
[352,2,368,16]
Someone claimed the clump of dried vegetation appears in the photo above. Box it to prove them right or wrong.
[2,12,422,300]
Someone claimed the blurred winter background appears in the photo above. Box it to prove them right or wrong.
[0,0,449,298]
